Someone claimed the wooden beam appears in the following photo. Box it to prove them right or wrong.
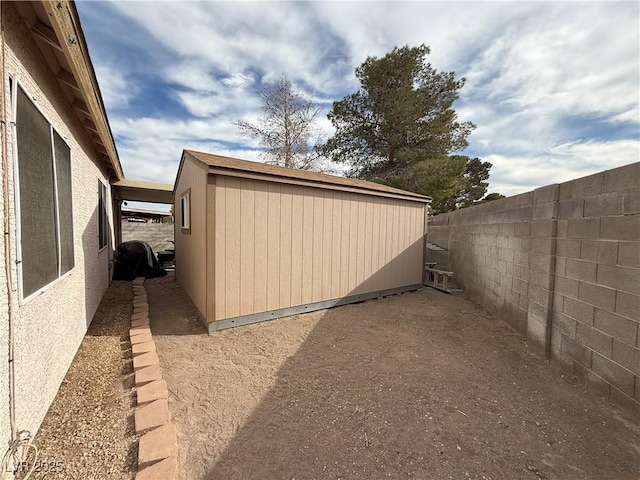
[90,133,104,146]
[101,154,111,166]
[72,98,90,116]
[56,69,80,91]
[83,120,98,134]
[30,20,62,51]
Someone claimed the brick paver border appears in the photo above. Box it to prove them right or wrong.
[130,277,179,480]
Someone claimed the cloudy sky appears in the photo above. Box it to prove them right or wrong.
[76,1,639,207]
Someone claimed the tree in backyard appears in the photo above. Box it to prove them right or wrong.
[482,192,506,202]
[235,75,324,171]
[434,157,494,213]
[320,44,479,203]
[384,155,467,212]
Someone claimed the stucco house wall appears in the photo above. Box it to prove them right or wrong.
[0,87,8,457]
[0,2,117,445]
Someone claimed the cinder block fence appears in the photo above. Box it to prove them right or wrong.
[428,163,639,412]
[121,221,174,253]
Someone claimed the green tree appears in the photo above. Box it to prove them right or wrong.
[482,192,506,202]
[385,156,467,212]
[321,44,475,181]
[435,157,493,213]
[235,75,324,170]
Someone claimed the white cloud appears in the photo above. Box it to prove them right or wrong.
[94,64,133,109]
[77,1,638,199]
[162,60,219,92]
[610,107,640,125]
[222,73,254,89]
[485,9,636,117]
[111,116,266,182]
[546,140,640,168]
[485,139,640,196]
[175,89,254,119]
[459,2,639,157]
[168,65,260,118]
[108,1,348,96]
[308,2,540,71]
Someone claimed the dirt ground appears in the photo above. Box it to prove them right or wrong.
[146,276,639,480]
[30,281,137,480]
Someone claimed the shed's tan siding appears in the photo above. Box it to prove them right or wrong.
[174,153,208,317]
[209,175,426,323]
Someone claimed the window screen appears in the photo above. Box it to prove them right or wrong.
[15,85,75,298]
[54,130,74,273]
[16,87,58,297]
[98,181,108,250]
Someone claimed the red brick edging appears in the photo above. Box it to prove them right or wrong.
[130,277,179,480]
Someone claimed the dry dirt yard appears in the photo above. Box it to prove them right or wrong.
[146,276,639,480]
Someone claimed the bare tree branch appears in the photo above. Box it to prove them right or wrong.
[234,75,326,171]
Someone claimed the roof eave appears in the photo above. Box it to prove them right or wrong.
[41,1,123,180]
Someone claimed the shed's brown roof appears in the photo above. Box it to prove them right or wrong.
[184,150,432,202]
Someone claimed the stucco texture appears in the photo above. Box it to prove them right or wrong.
[0,3,115,444]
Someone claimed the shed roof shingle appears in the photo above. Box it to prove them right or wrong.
[184,149,432,202]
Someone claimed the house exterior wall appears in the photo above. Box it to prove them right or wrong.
[209,174,426,325]
[427,163,640,413]
[0,48,9,455]
[1,2,116,443]
[174,154,208,317]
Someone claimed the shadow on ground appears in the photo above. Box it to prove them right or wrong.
[147,274,206,335]
[145,277,639,480]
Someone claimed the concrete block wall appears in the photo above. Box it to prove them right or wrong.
[429,192,534,335]
[551,164,639,410]
[122,221,174,254]
[427,163,639,412]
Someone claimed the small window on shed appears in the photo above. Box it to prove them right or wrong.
[180,189,191,233]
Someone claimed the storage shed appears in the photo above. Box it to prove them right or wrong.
[174,150,432,332]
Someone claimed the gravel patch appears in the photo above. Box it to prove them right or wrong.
[28,281,137,480]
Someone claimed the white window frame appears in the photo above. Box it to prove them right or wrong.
[98,180,109,251]
[11,80,75,303]
[180,189,191,233]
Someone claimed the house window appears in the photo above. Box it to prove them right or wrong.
[98,180,108,250]
[14,84,74,299]
[180,189,191,233]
